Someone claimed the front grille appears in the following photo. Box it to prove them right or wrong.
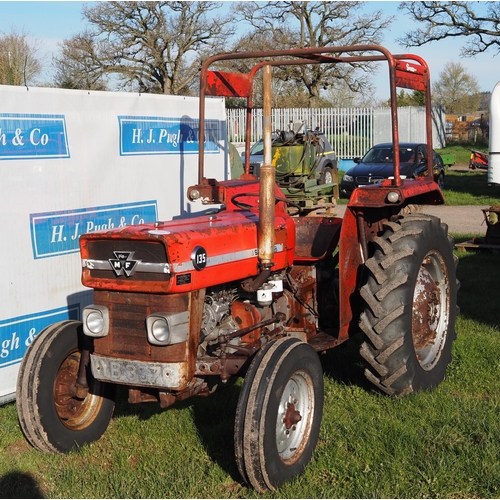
[93,290,189,362]
[85,239,170,282]
[355,175,384,185]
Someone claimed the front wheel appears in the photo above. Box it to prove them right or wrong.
[234,338,324,492]
[16,320,116,453]
[359,214,457,396]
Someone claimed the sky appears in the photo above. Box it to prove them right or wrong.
[0,0,498,99]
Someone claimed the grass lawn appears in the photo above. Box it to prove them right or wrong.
[1,143,499,498]
[1,237,499,498]
[436,142,488,166]
[442,169,500,206]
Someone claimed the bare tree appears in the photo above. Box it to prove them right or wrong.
[398,1,500,57]
[433,61,481,114]
[58,1,236,94]
[221,29,314,108]
[0,28,42,86]
[231,1,392,107]
[53,31,109,90]
[324,82,383,108]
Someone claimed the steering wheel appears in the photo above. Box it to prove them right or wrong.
[231,192,302,213]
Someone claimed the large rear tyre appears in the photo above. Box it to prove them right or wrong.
[234,337,324,492]
[16,320,115,453]
[359,214,457,396]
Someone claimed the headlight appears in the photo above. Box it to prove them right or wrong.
[146,311,190,346]
[83,305,109,337]
[342,174,354,182]
[150,318,171,344]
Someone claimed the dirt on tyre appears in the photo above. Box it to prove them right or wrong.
[359,214,457,396]
[234,337,324,492]
[16,320,116,453]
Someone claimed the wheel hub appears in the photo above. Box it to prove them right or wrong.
[53,350,103,430]
[412,266,440,351]
[275,371,315,464]
[283,402,302,429]
[412,252,449,371]
[54,355,84,421]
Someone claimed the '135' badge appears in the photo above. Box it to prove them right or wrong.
[191,246,207,271]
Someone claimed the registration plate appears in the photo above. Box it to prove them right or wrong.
[90,354,181,388]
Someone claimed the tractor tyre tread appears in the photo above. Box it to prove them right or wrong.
[359,214,457,396]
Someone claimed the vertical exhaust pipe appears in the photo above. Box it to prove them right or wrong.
[259,64,275,269]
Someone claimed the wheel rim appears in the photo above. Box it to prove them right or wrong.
[275,370,315,464]
[53,349,105,430]
[412,250,450,371]
[323,169,333,184]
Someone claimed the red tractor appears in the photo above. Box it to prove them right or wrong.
[17,46,457,492]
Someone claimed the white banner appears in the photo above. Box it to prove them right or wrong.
[0,85,227,403]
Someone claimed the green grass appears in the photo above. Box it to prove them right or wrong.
[442,170,500,206]
[1,242,500,498]
[1,143,498,498]
[437,142,488,166]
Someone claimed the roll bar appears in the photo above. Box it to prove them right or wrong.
[195,44,433,188]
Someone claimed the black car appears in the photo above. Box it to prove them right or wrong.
[340,142,445,197]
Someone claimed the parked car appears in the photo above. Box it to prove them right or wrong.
[241,129,337,185]
[340,142,445,197]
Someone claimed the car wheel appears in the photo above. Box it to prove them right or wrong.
[437,171,445,190]
[320,166,333,185]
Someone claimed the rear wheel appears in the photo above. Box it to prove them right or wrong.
[17,320,115,453]
[234,338,324,492]
[359,214,457,396]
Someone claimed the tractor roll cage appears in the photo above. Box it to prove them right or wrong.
[197,44,433,187]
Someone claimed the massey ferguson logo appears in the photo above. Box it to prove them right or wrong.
[109,251,139,277]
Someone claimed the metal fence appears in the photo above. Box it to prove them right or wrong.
[227,106,445,159]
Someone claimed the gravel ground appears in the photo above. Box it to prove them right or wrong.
[334,164,490,235]
[414,204,487,234]
[334,204,488,235]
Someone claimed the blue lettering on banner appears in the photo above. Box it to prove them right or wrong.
[30,200,158,259]
[0,113,70,160]
[118,116,222,156]
[0,305,79,368]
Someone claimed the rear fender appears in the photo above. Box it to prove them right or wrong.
[338,179,444,340]
[349,178,444,207]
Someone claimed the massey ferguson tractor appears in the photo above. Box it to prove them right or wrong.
[17,46,457,492]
